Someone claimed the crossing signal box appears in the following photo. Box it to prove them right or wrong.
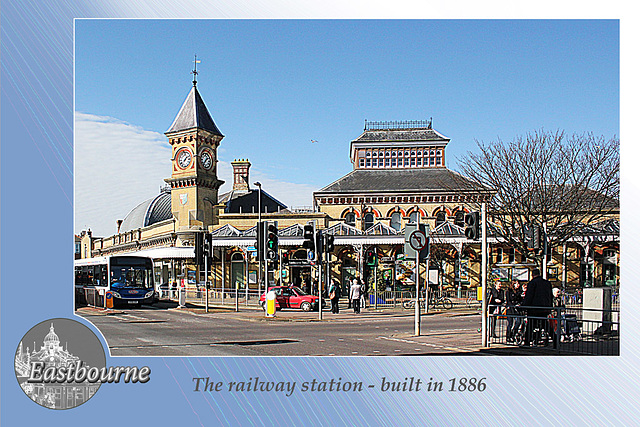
[464,212,480,241]
[265,221,279,261]
[282,251,290,265]
[303,223,315,250]
[325,234,335,252]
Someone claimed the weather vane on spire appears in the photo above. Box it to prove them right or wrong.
[192,54,201,86]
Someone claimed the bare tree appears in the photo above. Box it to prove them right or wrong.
[457,129,619,266]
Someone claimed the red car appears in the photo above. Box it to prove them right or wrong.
[259,286,324,312]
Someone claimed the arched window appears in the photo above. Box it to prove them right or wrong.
[390,212,401,231]
[364,213,374,230]
[409,211,419,224]
[454,211,465,227]
[435,211,446,226]
[345,212,356,227]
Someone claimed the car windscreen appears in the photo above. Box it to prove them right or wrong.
[292,286,309,295]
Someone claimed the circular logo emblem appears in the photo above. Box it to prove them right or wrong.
[14,318,106,409]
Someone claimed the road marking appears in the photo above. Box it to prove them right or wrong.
[380,336,470,353]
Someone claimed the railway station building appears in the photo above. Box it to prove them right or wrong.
[79,77,619,300]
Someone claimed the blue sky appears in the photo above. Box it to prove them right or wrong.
[74,19,619,236]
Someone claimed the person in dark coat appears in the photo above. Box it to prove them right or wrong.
[506,280,524,342]
[487,281,505,338]
[328,279,342,314]
[522,268,553,347]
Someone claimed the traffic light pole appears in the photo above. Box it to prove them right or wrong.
[205,250,209,313]
[542,222,548,280]
[481,202,488,347]
[318,241,323,321]
[415,218,421,336]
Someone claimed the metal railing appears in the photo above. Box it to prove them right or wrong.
[487,304,619,355]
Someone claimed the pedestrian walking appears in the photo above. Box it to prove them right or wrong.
[506,280,523,343]
[522,268,553,347]
[328,279,341,314]
[360,277,368,309]
[488,281,505,338]
[350,277,362,314]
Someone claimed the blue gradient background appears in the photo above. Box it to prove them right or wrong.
[2,1,638,426]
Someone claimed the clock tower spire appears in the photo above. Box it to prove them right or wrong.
[164,61,224,230]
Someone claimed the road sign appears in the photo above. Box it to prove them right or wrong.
[404,224,417,258]
[409,230,427,251]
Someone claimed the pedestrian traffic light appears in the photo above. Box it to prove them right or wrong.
[303,223,315,250]
[365,249,377,266]
[265,221,278,261]
[325,234,335,252]
[464,212,480,240]
[281,251,290,265]
[195,232,204,266]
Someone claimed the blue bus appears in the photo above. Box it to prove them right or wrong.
[75,255,156,307]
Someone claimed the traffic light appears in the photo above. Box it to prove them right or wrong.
[325,234,335,252]
[365,249,377,266]
[204,233,212,258]
[303,223,315,250]
[464,212,480,241]
[254,221,264,260]
[524,224,542,250]
[533,225,542,251]
[195,232,204,266]
[265,221,278,261]
[315,231,324,253]
[281,251,290,265]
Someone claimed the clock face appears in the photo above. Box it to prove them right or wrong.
[200,150,213,170]
[176,148,192,169]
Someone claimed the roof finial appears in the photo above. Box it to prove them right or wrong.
[192,54,201,87]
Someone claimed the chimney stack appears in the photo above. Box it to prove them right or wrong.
[231,159,251,192]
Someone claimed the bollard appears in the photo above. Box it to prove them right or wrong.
[179,281,186,308]
[265,290,277,317]
[105,291,113,309]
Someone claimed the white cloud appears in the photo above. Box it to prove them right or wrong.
[75,113,317,237]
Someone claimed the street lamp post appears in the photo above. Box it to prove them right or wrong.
[254,182,262,296]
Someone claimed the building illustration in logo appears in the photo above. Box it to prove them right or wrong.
[15,323,100,409]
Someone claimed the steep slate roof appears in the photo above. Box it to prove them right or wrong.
[166,86,223,136]
[315,168,487,195]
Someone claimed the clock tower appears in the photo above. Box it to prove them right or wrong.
[164,66,224,230]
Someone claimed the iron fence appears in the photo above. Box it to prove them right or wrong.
[487,304,619,355]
